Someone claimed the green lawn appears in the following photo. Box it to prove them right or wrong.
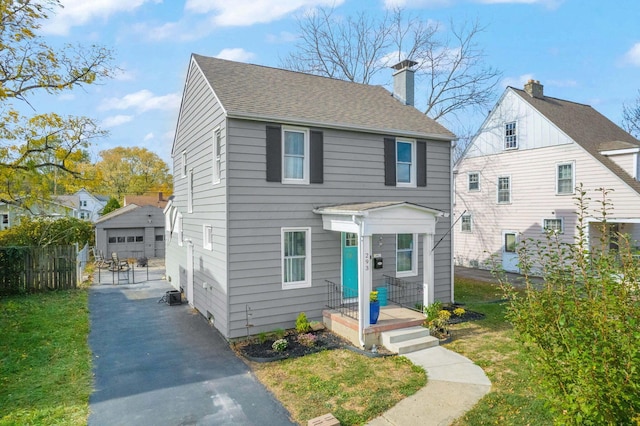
[0,289,92,425]
[449,277,554,425]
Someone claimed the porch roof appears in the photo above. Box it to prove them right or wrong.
[313,201,445,236]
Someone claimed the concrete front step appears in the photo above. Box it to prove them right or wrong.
[381,327,440,354]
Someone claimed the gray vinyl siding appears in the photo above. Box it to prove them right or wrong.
[168,60,230,336]
[225,119,452,338]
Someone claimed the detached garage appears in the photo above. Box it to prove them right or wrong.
[95,204,165,260]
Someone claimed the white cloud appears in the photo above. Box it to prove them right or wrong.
[216,48,256,62]
[102,114,134,127]
[474,0,563,8]
[266,31,299,44]
[623,42,640,66]
[143,132,154,141]
[42,0,162,35]
[100,90,181,113]
[185,0,344,27]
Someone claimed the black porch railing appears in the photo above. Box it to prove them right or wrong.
[383,275,424,312]
[325,279,358,320]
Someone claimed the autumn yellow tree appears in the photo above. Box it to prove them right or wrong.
[94,147,172,200]
[0,0,114,209]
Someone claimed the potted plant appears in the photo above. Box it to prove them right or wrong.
[370,290,380,324]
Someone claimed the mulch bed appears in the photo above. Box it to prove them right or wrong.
[234,330,353,362]
[442,303,486,324]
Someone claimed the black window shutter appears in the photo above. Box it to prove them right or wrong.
[417,140,427,187]
[266,125,282,182]
[384,137,396,186]
[310,130,323,183]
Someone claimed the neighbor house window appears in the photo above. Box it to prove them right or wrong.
[543,218,564,233]
[108,237,116,243]
[127,236,135,243]
[282,227,311,289]
[80,200,87,207]
[396,139,416,186]
[187,169,193,213]
[396,233,417,277]
[283,127,309,184]
[497,176,511,204]
[181,151,187,177]
[0,214,8,230]
[213,128,221,184]
[557,162,574,195]
[504,122,517,149]
[155,235,164,242]
[468,172,479,191]
[117,236,125,243]
[135,236,143,242]
[203,225,213,250]
[461,215,472,232]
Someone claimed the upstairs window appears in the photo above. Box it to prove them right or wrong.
[213,128,221,184]
[283,127,309,183]
[1,213,9,230]
[396,140,415,186]
[557,162,574,195]
[504,122,517,149]
[468,172,479,191]
[497,176,511,204]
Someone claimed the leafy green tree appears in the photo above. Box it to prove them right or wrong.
[93,147,172,199]
[496,185,640,424]
[0,216,93,247]
[101,197,121,215]
[0,0,114,209]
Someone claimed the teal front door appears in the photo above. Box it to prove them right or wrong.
[342,233,358,299]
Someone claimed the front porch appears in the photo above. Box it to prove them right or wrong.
[323,304,426,348]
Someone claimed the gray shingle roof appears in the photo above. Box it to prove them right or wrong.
[512,88,640,195]
[192,54,455,140]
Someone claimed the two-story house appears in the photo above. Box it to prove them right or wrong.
[165,55,456,346]
[454,80,640,273]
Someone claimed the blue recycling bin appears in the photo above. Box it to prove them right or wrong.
[376,286,388,306]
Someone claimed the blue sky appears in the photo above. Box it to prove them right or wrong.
[30,0,640,166]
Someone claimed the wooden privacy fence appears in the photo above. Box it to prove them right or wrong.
[0,245,78,295]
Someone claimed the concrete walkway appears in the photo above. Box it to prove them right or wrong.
[367,346,491,426]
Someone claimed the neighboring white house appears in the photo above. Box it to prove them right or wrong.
[55,188,109,222]
[165,55,456,345]
[454,80,640,273]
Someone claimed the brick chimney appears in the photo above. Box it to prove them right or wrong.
[391,59,418,106]
[524,79,544,98]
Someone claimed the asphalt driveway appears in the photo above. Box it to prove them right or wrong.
[88,267,295,426]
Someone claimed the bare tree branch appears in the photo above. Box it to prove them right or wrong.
[622,90,640,138]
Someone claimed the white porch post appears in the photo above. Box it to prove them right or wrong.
[423,233,435,307]
[358,234,373,346]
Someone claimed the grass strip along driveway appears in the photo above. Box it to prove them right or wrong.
[0,289,91,425]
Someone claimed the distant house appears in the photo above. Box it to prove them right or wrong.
[55,188,109,222]
[95,204,165,259]
[165,55,456,345]
[454,80,640,273]
[124,192,169,209]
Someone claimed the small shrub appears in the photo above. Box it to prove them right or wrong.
[257,332,268,344]
[272,338,288,352]
[297,333,317,347]
[295,312,311,333]
[273,328,286,340]
[453,307,466,317]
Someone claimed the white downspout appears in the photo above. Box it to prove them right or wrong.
[450,139,456,303]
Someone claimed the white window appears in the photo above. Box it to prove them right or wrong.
[504,122,517,149]
[213,128,221,184]
[282,127,309,184]
[396,139,416,187]
[80,200,87,207]
[461,215,472,232]
[557,162,574,195]
[1,213,9,230]
[543,218,564,233]
[396,233,417,277]
[497,176,511,204]
[203,225,213,250]
[181,151,187,178]
[281,227,311,289]
[177,213,184,247]
[468,172,479,191]
[187,169,193,213]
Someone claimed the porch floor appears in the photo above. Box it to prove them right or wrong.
[322,304,426,349]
